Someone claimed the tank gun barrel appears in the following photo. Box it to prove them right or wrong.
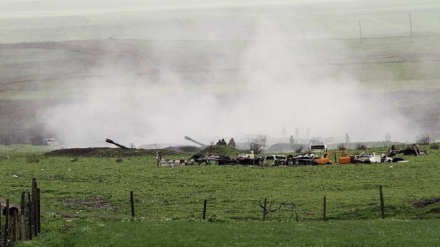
[105,138,129,149]
[184,136,207,148]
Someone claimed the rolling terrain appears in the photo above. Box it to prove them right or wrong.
[1,0,440,145]
[1,2,440,246]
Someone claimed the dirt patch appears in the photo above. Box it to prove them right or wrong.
[413,198,440,208]
[45,147,181,157]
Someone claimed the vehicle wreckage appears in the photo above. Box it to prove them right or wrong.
[152,138,418,166]
[156,148,409,167]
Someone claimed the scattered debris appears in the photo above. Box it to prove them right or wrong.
[287,152,333,165]
[288,153,316,165]
[206,154,237,165]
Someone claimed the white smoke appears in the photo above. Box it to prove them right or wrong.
[39,2,417,148]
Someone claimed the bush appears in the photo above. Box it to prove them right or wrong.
[430,142,439,150]
[338,144,346,150]
[417,135,430,145]
[356,143,367,150]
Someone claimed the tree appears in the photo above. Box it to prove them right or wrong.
[249,135,267,154]
[385,132,391,142]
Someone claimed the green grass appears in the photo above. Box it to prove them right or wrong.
[1,145,439,222]
[2,2,440,245]
[14,219,440,247]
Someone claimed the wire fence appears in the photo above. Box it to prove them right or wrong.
[124,185,397,223]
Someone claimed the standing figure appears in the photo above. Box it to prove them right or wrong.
[228,138,236,148]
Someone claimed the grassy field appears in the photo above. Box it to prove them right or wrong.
[1,145,439,222]
[14,219,440,247]
[1,144,439,246]
[2,1,440,246]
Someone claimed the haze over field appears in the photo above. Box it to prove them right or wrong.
[2,0,440,147]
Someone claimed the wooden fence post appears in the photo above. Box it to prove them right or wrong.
[323,196,327,222]
[4,199,9,246]
[37,188,41,233]
[379,185,385,219]
[130,191,135,217]
[202,199,207,220]
[32,178,38,237]
[27,192,32,240]
[12,210,17,243]
[262,198,267,221]
[20,192,26,241]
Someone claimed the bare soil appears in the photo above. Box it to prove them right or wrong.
[44,147,179,157]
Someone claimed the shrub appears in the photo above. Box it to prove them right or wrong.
[430,142,439,150]
[249,135,267,154]
[338,144,346,150]
[356,143,367,150]
[417,135,430,145]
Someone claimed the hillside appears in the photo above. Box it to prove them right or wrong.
[1,1,440,146]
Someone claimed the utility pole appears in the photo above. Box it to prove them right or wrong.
[302,29,308,52]
[359,21,363,43]
[409,13,413,36]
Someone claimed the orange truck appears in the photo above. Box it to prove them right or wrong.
[314,153,333,165]
[314,151,352,165]
[337,151,352,164]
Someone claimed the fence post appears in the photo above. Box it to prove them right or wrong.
[130,191,135,217]
[4,199,9,245]
[202,199,207,220]
[20,192,26,241]
[379,185,385,219]
[27,192,32,240]
[323,196,327,222]
[262,198,267,221]
[32,178,38,237]
[12,210,17,243]
[37,188,41,233]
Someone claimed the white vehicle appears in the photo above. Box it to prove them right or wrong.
[309,139,327,151]
[43,138,59,146]
[354,152,382,163]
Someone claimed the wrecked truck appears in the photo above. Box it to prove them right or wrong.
[353,152,382,163]
[287,152,332,165]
